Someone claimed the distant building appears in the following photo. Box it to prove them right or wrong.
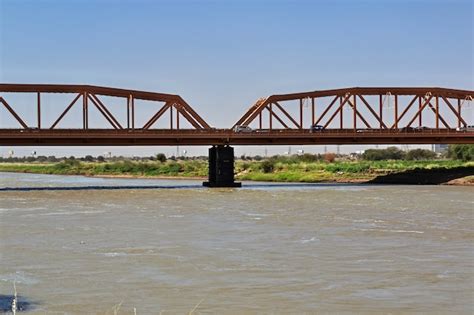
[433,144,449,153]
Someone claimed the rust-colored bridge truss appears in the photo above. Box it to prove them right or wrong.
[0,84,473,146]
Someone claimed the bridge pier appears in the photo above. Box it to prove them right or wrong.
[203,145,241,188]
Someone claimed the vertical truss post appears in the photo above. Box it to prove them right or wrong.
[379,94,383,129]
[37,92,41,129]
[269,103,273,130]
[127,95,131,129]
[170,105,174,129]
[259,112,262,129]
[457,98,461,128]
[311,97,315,127]
[394,94,398,129]
[435,96,439,129]
[131,95,135,130]
[353,94,357,131]
[83,91,88,129]
[339,96,343,129]
[176,109,180,130]
[299,98,303,129]
[418,96,422,127]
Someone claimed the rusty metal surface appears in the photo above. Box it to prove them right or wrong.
[1,84,473,146]
[0,84,211,130]
[235,87,473,131]
[0,129,472,146]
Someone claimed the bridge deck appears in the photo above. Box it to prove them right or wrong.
[1,129,472,146]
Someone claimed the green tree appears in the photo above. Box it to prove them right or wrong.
[405,149,436,160]
[156,153,167,163]
[362,147,405,161]
[447,144,474,161]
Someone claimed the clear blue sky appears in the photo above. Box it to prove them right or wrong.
[0,0,473,156]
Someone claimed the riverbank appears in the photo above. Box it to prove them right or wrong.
[0,159,473,185]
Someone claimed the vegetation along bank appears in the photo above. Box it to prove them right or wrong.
[0,145,473,185]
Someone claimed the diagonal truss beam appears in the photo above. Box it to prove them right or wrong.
[322,94,352,129]
[0,97,29,129]
[347,97,371,128]
[88,94,124,129]
[425,99,450,129]
[273,101,300,128]
[406,95,434,127]
[441,96,467,127]
[358,95,388,129]
[50,93,82,129]
[237,97,269,127]
[142,102,172,129]
[390,95,418,129]
[265,106,289,129]
[176,97,210,129]
[173,102,203,129]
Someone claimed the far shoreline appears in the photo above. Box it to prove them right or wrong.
[1,169,472,186]
[80,172,474,186]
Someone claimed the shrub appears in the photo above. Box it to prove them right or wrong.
[299,153,321,163]
[36,155,48,162]
[363,147,405,161]
[324,153,336,163]
[241,162,251,170]
[260,160,275,173]
[156,153,167,163]
[84,155,94,162]
[47,156,58,162]
[448,144,474,161]
[405,149,436,160]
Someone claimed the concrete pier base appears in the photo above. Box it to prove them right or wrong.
[203,145,241,188]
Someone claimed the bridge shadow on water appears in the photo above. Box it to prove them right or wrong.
[368,166,474,185]
[0,294,39,313]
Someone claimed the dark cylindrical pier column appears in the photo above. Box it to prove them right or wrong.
[203,145,241,187]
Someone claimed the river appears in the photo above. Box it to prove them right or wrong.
[0,172,473,313]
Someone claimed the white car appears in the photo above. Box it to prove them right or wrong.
[233,125,253,133]
[456,125,474,132]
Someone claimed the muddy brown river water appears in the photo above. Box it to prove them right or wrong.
[0,172,473,314]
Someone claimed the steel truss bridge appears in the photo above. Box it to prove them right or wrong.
[0,84,473,146]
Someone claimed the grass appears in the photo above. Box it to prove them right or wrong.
[0,160,208,178]
[235,159,472,182]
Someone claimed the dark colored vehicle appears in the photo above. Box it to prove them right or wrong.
[414,126,431,131]
[310,124,324,132]
[399,126,415,132]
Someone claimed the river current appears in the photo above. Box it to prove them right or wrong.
[0,172,472,313]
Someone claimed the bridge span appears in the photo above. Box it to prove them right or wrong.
[0,129,471,146]
[1,84,473,186]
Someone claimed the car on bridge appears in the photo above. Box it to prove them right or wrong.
[457,125,474,132]
[414,126,431,131]
[309,124,324,132]
[233,125,253,133]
